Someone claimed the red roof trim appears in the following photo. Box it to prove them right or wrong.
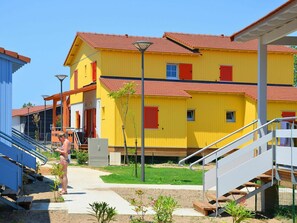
[0,47,30,63]
[230,0,295,41]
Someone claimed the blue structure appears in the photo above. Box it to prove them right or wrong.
[0,48,48,200]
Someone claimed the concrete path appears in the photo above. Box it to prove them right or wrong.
[33,166,203,217]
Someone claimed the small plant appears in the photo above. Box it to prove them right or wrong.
[77,151,88,164]
[224,200,254,223]
[50,163,64,202]
[151,195,178,223]
[130,190,149,223]
[89,201,117,223]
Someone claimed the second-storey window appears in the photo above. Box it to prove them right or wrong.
[166,64,178,79]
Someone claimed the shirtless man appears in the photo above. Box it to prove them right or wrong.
[55,132,71,194]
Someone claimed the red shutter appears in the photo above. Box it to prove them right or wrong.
[282,111,296,122]
[144,106,158,129]
[91,61,97,82]
[74,70,78,90]
[179,64,192,80]
[220,65,232,81]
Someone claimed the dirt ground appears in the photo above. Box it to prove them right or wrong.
[0,165,292,223]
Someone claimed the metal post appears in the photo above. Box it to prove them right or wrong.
[44,99,46,145]
[132,41,152,182]
[141,50,145,182]
[60,80,63,130]
[55,74,67,131]
[27,107,30,136]
[293,184,296,223]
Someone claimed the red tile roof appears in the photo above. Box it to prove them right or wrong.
[77,32,195,55]
[164,32,297,53]
[12,105,58,117]
[100,77,297,102]
[0,47,30,63]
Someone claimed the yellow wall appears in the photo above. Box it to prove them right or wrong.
[197,50,294,85]
[186,92,246,148]
[69,41,101,104]
[100,85,116,145]
[101,50,198,79]
[101,90,188,148]
[99,49,294,86]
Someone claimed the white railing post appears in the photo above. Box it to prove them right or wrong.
[215,153,219,216]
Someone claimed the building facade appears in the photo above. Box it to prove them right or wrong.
[58,32,297,156]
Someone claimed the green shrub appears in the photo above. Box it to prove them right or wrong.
[77,151,88,164]
[151,196,178,223]
[89,201,117,223]
[224,200,254,223]
[130,190,149,223]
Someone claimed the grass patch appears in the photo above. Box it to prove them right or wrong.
[99,165,202,185]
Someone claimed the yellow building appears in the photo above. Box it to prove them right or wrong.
[58,32,297,157]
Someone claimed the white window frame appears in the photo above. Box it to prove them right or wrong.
[187,109,195,121]
[166,64,179,80]
[226,111,236,123]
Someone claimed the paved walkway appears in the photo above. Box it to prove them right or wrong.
[32,166,203,217]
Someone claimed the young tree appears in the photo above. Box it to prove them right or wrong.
[22,102,35,108]
[109,82,136,164]
[32,113,40,141]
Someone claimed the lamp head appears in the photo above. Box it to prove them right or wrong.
[42,95,49,100]
[55,74,68,81]
[132,41,153,52]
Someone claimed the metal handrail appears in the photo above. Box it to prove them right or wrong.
[189,116,297,169]
[178,119,259,166]
[12,128,51,152]
[0,130,48,165]
[73,130,82,149]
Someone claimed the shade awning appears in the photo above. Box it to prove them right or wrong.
[231,1,297,44]
[45,83,96,101]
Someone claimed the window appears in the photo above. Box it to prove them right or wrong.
[91,61,97,82]
[144,106,158,129]
[226,111,236,122]
[187,110,195,121]
[74,70,78,90]
[166,64,178,79]
[220,65,233,81]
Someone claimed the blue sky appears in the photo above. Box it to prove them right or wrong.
[0,0,287,108]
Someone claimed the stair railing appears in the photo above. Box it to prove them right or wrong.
[0,130,48,165]
[12,128,51,152]
[187,116,297,216]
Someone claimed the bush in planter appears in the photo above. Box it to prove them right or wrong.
[77,151,88,164]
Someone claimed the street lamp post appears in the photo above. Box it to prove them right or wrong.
[27,106,30,136]
[55,74,68,131]
[42,95,49,146]
[132,40,153,182]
